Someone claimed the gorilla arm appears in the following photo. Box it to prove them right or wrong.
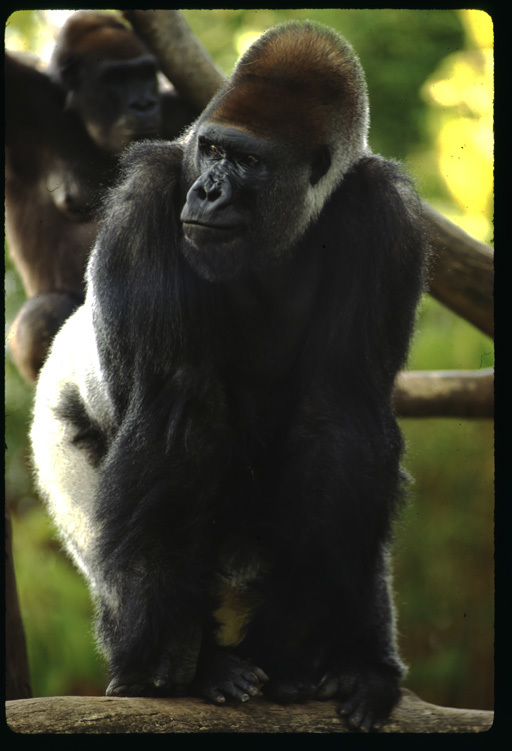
[30,293,207,696]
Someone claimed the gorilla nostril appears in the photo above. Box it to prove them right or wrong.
[207,185,222,202]
[193,183,220,202]
[194,184,208,201]
[191,176,232,207]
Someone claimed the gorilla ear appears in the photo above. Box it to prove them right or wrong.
[310,145,331,186]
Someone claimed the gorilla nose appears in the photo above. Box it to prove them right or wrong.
[189,174,234,209]
[129,96,158,115]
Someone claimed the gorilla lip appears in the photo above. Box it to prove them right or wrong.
[181,220,245,252]
[182,219,241,232]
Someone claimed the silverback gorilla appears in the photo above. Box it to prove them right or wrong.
[6,11,196,383]
[31,22,427,731]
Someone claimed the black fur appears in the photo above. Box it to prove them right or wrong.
[55,384,108,468]
[89,142,425,724]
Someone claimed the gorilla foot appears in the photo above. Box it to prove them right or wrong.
[106,628,201,698]
[316,668,400,732]
[195,651,268,705]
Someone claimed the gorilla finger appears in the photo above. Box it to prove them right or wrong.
[247,667,269,685]
[233,675,261,696]
[339,704,366,730]
[204,687,227,704]
[230,687,251,702]
[316,674,339,699]
[107,681,154,697]
[221,682,251,702]
[338,694,360,718]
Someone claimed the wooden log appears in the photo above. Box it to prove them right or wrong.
[5,689,493,734]
[394,368,494,418]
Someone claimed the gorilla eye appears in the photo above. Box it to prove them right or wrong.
[240,154,259,167]
[210,144,220,155]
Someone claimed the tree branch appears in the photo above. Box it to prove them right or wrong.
[122,10,225,112]
[5,689,493,734]
[394,368,494,418]
[423,202,494,338]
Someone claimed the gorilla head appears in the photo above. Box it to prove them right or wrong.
[50,11,161,152]
[180,22,370,281]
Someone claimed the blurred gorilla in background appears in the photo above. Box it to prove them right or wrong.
[6,11,196,382]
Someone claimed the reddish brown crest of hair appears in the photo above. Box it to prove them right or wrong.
[211,24,362,145]
[59,12,145,61]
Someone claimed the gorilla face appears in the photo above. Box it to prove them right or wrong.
[179,123,325,282]
[65,55,162,154]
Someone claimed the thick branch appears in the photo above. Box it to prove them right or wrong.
[394,368,494,418]
[5,690,493,734]
[423,203,494,338]
[123,10,225,111]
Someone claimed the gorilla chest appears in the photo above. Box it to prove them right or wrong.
[224,247,321,376]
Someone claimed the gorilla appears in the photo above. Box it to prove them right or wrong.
[6,11,196,383]
[31,22,427,731]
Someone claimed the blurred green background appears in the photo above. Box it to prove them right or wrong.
[5,9,494,709]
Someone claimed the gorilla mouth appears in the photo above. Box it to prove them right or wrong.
[182,220,243,243]
[182,220,241,231]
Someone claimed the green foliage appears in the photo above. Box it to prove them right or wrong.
[5,9,493,710]
[399,296,494,709]
[397,415,494,709]
[410,295,494,371]
[11,508,103,696]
